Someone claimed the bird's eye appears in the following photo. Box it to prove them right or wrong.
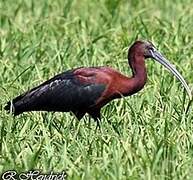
[149,47,154,52]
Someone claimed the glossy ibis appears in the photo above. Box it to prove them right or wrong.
[4,40,192,126]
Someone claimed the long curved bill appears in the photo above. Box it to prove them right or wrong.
[150,48,192,99]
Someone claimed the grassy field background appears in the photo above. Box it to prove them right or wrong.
[1,0,193,179]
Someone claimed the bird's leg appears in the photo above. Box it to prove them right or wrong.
[88,109,102,131]
[88,116,92,129]
[95,117,101,130]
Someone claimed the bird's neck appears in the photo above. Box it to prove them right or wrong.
[127,53,147,94]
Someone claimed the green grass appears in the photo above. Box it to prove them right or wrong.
[1,0,193,179]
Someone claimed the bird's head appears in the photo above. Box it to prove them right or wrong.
[129,40,158,58]
[129,40,192,99]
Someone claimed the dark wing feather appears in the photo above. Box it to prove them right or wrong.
[5,70,106,115]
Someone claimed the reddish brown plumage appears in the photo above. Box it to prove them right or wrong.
[6,40,189,127]
[73,41,148,110]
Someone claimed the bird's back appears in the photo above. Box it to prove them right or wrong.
[4,68,106,116]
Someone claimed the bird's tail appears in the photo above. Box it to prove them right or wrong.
[4,94,26,116]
